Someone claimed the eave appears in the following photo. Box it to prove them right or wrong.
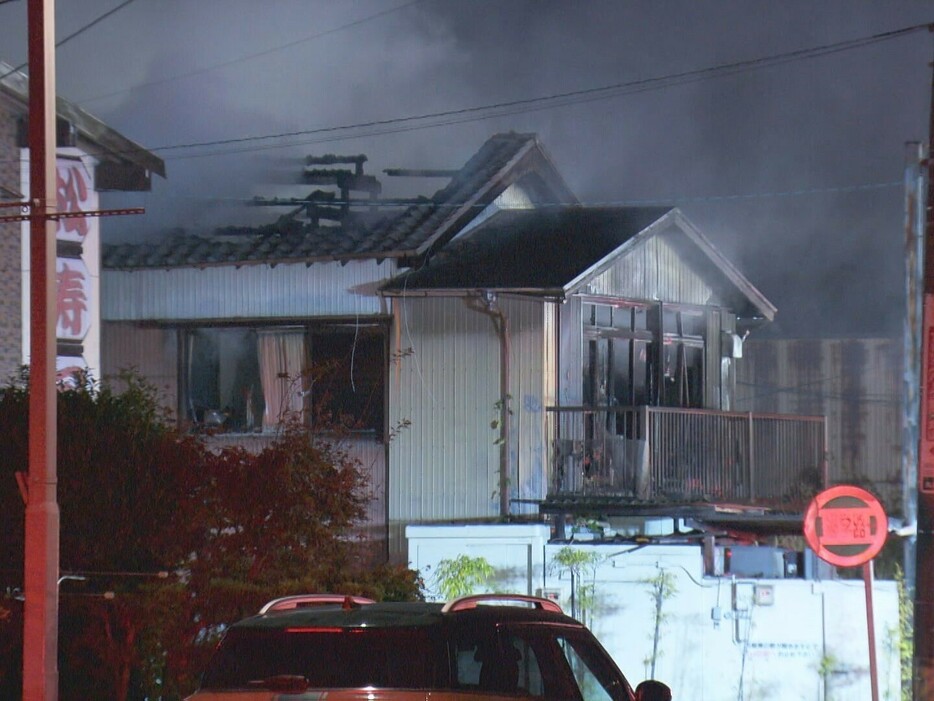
[0,61,165,183]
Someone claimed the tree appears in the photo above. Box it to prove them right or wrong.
[432,555,495,600]
[0,370,422,700]
[551,546,602,627]
[642,568,678,680]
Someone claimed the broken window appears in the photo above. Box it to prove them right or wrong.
[179,322,385,435]
[582,301,706,410]
[181,327,264,432]
[660,306,705,409]
[583,302,657,410]
[308,326,385,434]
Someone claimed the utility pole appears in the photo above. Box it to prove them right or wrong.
[22,0,59,698]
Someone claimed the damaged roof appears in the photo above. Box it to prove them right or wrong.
[379,206,777,322]
[103,132,575,270]
[367,131,576,258]
[382,206,673,295]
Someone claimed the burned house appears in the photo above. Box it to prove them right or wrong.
[101,132,826,559]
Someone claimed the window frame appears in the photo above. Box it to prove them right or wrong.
[177,319,388,436]
[581,298,708,410]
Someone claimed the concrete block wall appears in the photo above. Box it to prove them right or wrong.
[0,101,22,382]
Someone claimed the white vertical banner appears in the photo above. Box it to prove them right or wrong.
[21,150,101,383]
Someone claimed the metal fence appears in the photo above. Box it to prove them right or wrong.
[546,406,827,507]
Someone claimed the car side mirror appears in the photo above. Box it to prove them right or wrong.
[634,679,671,701]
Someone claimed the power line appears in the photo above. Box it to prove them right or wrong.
[75,0,426,106]
[0,0,140,82]
[1,19,930,168]
[57,0,140,52]
[137,20,933,160]
[155,179,902,207]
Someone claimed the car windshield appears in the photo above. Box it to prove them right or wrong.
[200,626,441,690]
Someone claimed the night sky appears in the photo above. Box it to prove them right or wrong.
[1,0,933,337]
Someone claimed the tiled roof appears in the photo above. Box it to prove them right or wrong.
[103,132,543,270]
[380,207,674,294]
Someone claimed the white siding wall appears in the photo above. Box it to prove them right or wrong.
[388,294,548,530]
[103,259,394,321]
[407,528,901,701]
[590,230,717,305]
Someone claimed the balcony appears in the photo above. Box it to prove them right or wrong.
[546,406,827,509]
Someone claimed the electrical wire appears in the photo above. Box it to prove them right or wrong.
[75,0,426,106]
[77,178,901,216]
[1,21,929,167]
[0,0,140,83]
[134,20,933,160]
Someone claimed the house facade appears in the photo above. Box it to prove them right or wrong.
[101,133,824,560]
[0,61,164,383]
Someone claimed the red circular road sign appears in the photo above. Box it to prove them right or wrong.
[803,485,888,567]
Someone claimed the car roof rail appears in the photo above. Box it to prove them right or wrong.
[441,594,564,614]
[259,594,376,614]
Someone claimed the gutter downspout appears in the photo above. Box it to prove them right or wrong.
[469,292,511,518]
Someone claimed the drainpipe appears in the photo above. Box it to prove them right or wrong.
[470,292,511,518]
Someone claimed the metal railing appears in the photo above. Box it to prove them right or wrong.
[546,406,827,507]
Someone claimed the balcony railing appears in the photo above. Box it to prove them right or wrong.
[547,406,827,508]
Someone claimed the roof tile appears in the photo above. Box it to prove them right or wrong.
[103,133,539,270]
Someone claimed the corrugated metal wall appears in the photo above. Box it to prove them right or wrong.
[589,230,718,305]
[101,321,178,416]
[387,294,548,536]
[106,319,389,552]
[734,338,903,513]
[203,433,385,531]
[103,259,394,321]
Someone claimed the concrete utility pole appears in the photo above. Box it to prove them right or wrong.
[22,0,59,698]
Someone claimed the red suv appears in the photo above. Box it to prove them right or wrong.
[185,593,668,701]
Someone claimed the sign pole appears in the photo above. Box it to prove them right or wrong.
[864,560,880,701]
[803,485,887,701]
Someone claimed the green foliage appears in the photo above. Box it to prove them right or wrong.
[490,394,513,444]
[642,568,678,679]
[0,370,422,700]
[817,652,839,680]
[551,546,602,574]
[433,555,496,600]
[895,566,913,701]
[550,546,602,626]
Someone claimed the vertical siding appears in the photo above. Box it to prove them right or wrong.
[103,259,393,321]
[735,338,902,512]
[501,296,548,515]
[590,232,717,305]
[388,294,546,527]
[203,432,386,558]
[101,321,178,417]
[558,297,583,406]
